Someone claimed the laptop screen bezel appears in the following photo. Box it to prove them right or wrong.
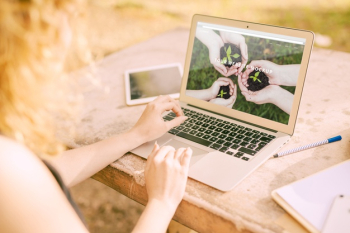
[180,14,314,135]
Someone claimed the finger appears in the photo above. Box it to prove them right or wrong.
[215,80,230,87]
[165,149,175,161]
[155,145,175,161]
[238,74,248,92]
[214,64,228,76]
[165,115,188,130]
[239,43,248,67]
[169,99,184,117]
[146,142,160,170]
[181,147,192,168]
[174,148,186,160]
[233,83,237,100]
[217,77,234,90]
[226,67,238,77]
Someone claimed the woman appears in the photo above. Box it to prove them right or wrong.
[0,1,192,232]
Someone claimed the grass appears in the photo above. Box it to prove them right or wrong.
[186,34,303,124]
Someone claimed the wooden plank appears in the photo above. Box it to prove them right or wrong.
[92,166,251,233]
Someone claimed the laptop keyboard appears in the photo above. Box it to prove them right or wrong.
[163,107,276,162]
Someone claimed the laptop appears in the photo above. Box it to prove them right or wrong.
[131,15,314,191]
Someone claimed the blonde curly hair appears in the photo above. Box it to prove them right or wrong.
[0,0,89,157]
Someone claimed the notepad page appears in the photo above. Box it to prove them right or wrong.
[276,160,350,232]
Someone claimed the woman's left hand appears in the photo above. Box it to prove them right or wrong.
[131,95,187,143]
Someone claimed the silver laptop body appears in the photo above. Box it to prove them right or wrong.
[131,15,314,191]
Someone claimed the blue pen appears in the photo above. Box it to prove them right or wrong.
[273,135,342,158]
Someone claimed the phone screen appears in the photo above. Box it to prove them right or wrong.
[129,66,182,100]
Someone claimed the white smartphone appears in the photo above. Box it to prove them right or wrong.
[124,63,183,106]
[322,195,350,233]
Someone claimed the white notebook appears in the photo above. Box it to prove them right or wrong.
[272,160,350,233]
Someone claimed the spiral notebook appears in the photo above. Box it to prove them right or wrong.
[272,160,350,233]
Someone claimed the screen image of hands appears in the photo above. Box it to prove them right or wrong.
[188,26,304,123]
[239,60,300,114]
[186,77,237,109]
[195,27,248,77]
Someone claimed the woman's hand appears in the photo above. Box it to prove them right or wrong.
[131,96,187,143]
[219,31,248,74]
[145,143,192,212]
[208,77,235,99]
[209,83,237,108]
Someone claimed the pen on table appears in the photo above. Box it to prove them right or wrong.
[273,135,342,158]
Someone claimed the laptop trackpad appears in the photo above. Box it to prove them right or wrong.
[163,139,208,166]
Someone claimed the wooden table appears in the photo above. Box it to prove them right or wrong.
[67,28,350,233]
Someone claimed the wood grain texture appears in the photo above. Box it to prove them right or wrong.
[92,166,251,233]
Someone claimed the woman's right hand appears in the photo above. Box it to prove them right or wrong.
[145,143,192,213]
[130,95,187,144]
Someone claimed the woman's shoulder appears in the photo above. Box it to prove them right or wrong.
[0,135,41,169]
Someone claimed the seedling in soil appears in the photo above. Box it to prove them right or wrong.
[222,45,240,65]
[247,71,269,92]
[249,72,261,83]
[216,85,231,99]
[220,43,242,68]
[217,89,227,98]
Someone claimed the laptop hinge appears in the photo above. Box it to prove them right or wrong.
[187,104,278,133]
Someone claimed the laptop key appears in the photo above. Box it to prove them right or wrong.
[236,135,244,139]
[217,123,225,127]
[183,128,191,133]
[260,132,267,136]
[241,157,250,161]
[243,137,252,142]
[229,132,237,137]
[189,119,196,123]
[216,139,225,144]
[204,130,213,134]
[248,144,256,149]
[176,132,212,147]
[252,130,259,133]
[245,132,254,136]
[168,112,176,117]
[195,121,203,126]
[251,139,259,144]
[208,125,216,130]
[209,137,218,142]
[218,134,226,139]
[225,137,234,142]
[202,135,211,140]
[224,125,232,130]
[210,143,221,150]
[226,151,234,155]
[163,116,173,121]
[237,130,246,134]
[223,121,230,124]
[212,132,219,136]
[252,134,261,139]
[233,139,241,144]
[240,142,249,147]
[222,130,230,135]
[215,128,223,133]
[192,125,199,130]
[202,123,209,128]
[216,119,223,122]
[223,142,232,147]
[255,146,264,151]
[196,132,204,137]
[260,137,272,143]
[219,147,228,152]
[268,135,276,139]
[245,128,252,131]
[186,123,193,127]
[234,152,244,158]
[230,144,240,150]
[259,142,267,147]
[189,130,197,135]
[169,129,179,135]
[177,126,185,131]
[238,147,257,155]
[198,127,206,132]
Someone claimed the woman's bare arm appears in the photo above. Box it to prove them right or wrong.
[50,96,187,187]
[0,137,88,233]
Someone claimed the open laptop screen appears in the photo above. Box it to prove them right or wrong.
[185,22,306,125]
